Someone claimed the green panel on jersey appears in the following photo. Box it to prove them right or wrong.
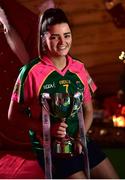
[40,70,84,94]
[19,57,40,103]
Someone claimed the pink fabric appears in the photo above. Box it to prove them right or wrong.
[10,55,92,122]
[14,55,92,105]
[85,69,97,93]
[0,152,44,178]
[69,57,92,103]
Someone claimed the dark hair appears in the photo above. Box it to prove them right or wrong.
[38,8,71,58]
[40,8,70,35]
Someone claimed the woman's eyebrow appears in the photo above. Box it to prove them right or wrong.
[51,32,71,36]
[64,32,71,35]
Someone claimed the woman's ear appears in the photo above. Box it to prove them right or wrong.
[41,34,47,53]
[42,32,51,52]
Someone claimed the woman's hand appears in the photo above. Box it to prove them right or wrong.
[51,121,68,138]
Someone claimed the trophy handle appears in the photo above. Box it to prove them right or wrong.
[40,93,52,179]
[78,105,90,179]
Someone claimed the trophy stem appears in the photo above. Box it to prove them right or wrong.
[61,117,69,140]
[54,116,74,156]
[61,117,66,122]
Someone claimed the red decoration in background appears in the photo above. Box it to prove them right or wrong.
[0,0,38,147]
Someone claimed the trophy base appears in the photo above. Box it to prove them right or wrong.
[52,139,75,158]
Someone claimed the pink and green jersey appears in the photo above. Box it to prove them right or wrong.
[11,55,95,137]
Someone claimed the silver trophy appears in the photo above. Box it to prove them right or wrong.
[41,92,90,178]
[41,92,82,157]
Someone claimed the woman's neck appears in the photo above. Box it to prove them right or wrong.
[49,55,67,70]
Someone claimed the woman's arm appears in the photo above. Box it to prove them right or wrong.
[83,100,93,134]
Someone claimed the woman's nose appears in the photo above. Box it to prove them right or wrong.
[59,37,65,44]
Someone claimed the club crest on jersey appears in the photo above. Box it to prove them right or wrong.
[43,82,56,90]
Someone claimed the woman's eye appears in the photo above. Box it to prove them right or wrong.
[50,36,57,40]
[64,34,71,38]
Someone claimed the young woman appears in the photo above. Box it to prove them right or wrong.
[8,8,119,179]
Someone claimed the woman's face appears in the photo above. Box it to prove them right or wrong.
[43,23,72,57]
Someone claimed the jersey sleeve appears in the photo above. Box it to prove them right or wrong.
[83,81,92,104]
[85,68,97,94]
[10,57,40,104]
[82,65,92,104]
[11,66,34,105]
[11,73,22,103]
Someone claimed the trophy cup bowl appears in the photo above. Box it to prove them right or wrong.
[41,92,82,157]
